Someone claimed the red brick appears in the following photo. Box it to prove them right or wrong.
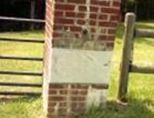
[49,84,67,89]
[92,84,109,89]
[77,20,85,25]
[68,0,86,4]
[65,12,76,17]
[54,11,64,17]
[53,31,61,37]
[71,102,85,109]
[59,102,67,107]
[99,14,108,20]
[98,35,107,40]
[58,108,67,114]
[71,96,85,101]
[107,35,115,41]
[101,8,120,14]
[47,107,55,113]
[54,18,74,24]
[49,96,66,101]
[71,90,87,95]
[55,4,75,11]
[48,102,57,107]
[49,89,58,94]
[74,33,80,38]
[63,26,69,30]
[108,29,116,34]
[90,6,99,12]
[90,13,97,19]
[113,1,121,7]
[56,0,64,3]
[110,15,120,21]
[47,114,57,118]
[71,84,88,89]
[70,26,81,32]
[90,28,96,33]
[106,42,114,47]
[79,6,87,11]
[91,0,110,6]
[76,13,86,18]
[53,25,63,30]
[89,20,96,26]
[59,90,68,95]
[99,21,117,27]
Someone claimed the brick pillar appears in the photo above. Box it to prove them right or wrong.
[43,0,121,117]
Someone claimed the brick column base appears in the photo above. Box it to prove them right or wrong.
[47,83,108,118]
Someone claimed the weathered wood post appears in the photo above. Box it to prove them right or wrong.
[30,0,36,29]
[118,13,136,102]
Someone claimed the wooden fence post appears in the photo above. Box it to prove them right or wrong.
[30,0,36,29]
[118,13,136,102]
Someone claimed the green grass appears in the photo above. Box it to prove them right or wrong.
[0,22,154,118]
[0,96,45,118]
[0,30,44,117]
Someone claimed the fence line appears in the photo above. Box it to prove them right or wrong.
[117,13,136,102]
[135,28,154,38]
[0,16,45,23]
[0,91,41,96]
[130,64,154,74]
[0,37,44,43]
[0,12,44,96]
[0,55,43,61]
[0,70,42,76]
[118,13,154,103]
[0,82,42,87]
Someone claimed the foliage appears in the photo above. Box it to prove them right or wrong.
[121,0,154,20]
[0,0,45,31]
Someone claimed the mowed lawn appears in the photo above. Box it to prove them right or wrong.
[0,31,45,118]
[0,22,154,118]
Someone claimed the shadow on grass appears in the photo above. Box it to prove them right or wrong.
[81,99,154,118]
[115,23,154,50]
[0,96,44,118]
[0,95,40,103]
[136,23,154,29]
[135,37,154,47]
[0,96,153,118]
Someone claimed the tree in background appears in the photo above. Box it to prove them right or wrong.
[0,0,45,31]
[121,0,154,20]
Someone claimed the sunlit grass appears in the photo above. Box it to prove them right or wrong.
[0,22,154,118]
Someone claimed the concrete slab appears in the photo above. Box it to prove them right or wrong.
[50,48,112,84]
